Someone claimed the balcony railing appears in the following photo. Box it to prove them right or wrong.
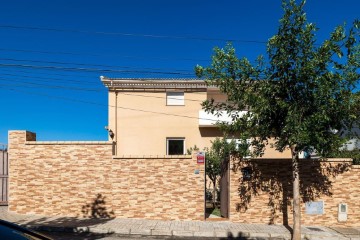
[198,110,247,127]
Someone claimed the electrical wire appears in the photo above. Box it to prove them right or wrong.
[0,68,100,79]
[0,63,196,76]
[0,72,100,86]
[0,48,210,62]
[0,57,192,73]
[0,78,103,92]
[0,24,267,44]
[0,85,220,121]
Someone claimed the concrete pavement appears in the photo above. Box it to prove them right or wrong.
[0,206,359,240]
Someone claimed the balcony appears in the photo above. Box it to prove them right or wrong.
[198,110,247,127]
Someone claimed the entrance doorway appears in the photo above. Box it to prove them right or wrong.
[205,156,229,220]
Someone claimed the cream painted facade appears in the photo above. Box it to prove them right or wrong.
[101,77,291,158]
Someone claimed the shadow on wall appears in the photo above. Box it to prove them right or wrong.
[81,194,115,219]
[16,194,115,236]
[232,158,351,225]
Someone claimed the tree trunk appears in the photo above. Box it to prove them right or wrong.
[292,150,301,240]
[212,181,216,208]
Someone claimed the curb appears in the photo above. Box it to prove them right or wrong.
[27,224,293,239]
[25,224,355,240]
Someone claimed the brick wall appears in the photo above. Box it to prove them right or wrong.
[8,131,205,221]
[229,158,360,227]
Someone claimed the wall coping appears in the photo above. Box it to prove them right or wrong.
[25,141,113,145]
[113,155,192,159]
[237,158,353,162]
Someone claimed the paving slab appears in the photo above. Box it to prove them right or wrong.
[130,228,152,235]
[172,230,194,237]
[214,230,230,238]
[193,231,215,237]
[0,206,359,240]
[331,227,360,237]
[151,229,172,236]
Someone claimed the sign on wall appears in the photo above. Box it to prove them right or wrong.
[196,152,205,164]
[305,201,325,215]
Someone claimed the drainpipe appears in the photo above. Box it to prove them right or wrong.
[115,91,118,156]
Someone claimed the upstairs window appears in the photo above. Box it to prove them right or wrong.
[166,92,184,106]
[167,138,185,155]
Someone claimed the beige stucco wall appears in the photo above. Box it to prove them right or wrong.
[109,90,219,156]
[229,158,359,227]
[108,89,291,158]
[8,131,205,220]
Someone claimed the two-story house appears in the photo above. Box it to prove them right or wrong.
[101,76,291,158]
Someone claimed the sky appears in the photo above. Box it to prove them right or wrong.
[0,0,359,144]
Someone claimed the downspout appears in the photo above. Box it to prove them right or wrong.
[115,91,118,156]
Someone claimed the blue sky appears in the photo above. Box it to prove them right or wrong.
[0,0,359,144]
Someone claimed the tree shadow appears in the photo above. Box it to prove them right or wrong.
[36,231,117,240]
[81,193,115,219]
[219,231,262,239]
[232,158,351,225]
[16,193,115,233]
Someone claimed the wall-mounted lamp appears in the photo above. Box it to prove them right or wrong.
[105,126,115,140]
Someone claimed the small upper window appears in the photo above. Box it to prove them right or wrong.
[166,92,184,106]
[167,138,185,155]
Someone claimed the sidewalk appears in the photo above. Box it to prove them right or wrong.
[0,206,359,240]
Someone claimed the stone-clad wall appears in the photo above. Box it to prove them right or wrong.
[229,158,360,227]
[8,131,205,220]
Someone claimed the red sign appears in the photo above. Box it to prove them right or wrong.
[197,152,205,164]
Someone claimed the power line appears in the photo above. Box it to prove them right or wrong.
[0,63,195,76]
[0,48,210,62]
[0,57,192,73]
[0,72,214,101]
[0,86,218,121]
[0,73,213,101]
[0,24,267,44]
[0,72,100,86]
[0,78,103,92]
[0,68,100,79]
[0,75,208,101]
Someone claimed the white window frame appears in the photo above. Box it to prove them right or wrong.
[166,138,185,155]
[166,92,184,106]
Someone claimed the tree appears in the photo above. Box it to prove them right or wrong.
[196,1,360,239]
[328,148,360,164]
[205,138,236,208]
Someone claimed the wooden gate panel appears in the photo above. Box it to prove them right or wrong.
[0,145,8,205]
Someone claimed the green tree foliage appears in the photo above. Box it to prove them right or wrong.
[205,138,236,207]
[186,145,199,155]
[328,148,360,164]
[196,1,359,239]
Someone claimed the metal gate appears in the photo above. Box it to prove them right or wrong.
[220,157,229,218]
[0,144,8,205]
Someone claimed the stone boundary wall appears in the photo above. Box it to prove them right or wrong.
[229,158,359,227]
[8,131,205,221]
